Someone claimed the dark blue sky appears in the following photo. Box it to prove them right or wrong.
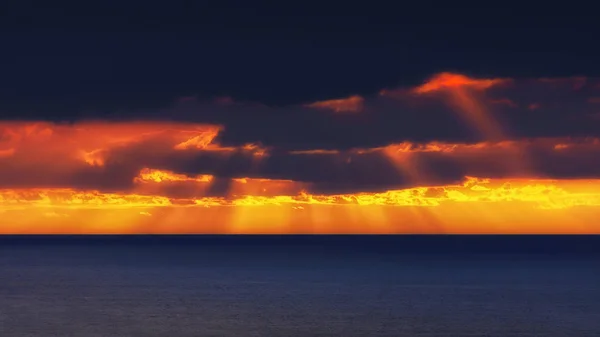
[1,1,599,118]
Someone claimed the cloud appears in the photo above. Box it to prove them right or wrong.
[0,121,222,190]
[157,73,600,151]
[3,121,600,198]
[3,73,600,233]
[410,72,511,94]
[305,95,365,113]
[6,73,599,152]
[0,148,15,158]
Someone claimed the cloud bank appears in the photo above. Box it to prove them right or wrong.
[2,73,600,233]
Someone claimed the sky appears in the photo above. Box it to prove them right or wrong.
[2,2,600,234]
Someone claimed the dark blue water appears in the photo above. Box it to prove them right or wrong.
[1,236,599,336]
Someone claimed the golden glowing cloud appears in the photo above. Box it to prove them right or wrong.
[1,177,600,234]
[135,168,214,184]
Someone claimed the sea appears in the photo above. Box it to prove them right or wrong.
[0,235,599,337]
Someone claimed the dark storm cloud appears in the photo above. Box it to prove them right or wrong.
[2,75,600,198]
[3,73,600,152]
[107,135,600,196]
[131,75,600,151]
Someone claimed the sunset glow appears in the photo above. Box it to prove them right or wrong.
[2,73,600,234]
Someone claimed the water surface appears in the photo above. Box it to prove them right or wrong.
[1,235,599,336]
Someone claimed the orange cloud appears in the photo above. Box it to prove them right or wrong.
[0,121,276,197]
[412,72,510,94]
[377,73,515,144]
[173,128,221,150]
[373,138,600,155]
[0,148,15,158]
[0,121,223,159]
[409,73,509,143]
[305,95,364,113]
